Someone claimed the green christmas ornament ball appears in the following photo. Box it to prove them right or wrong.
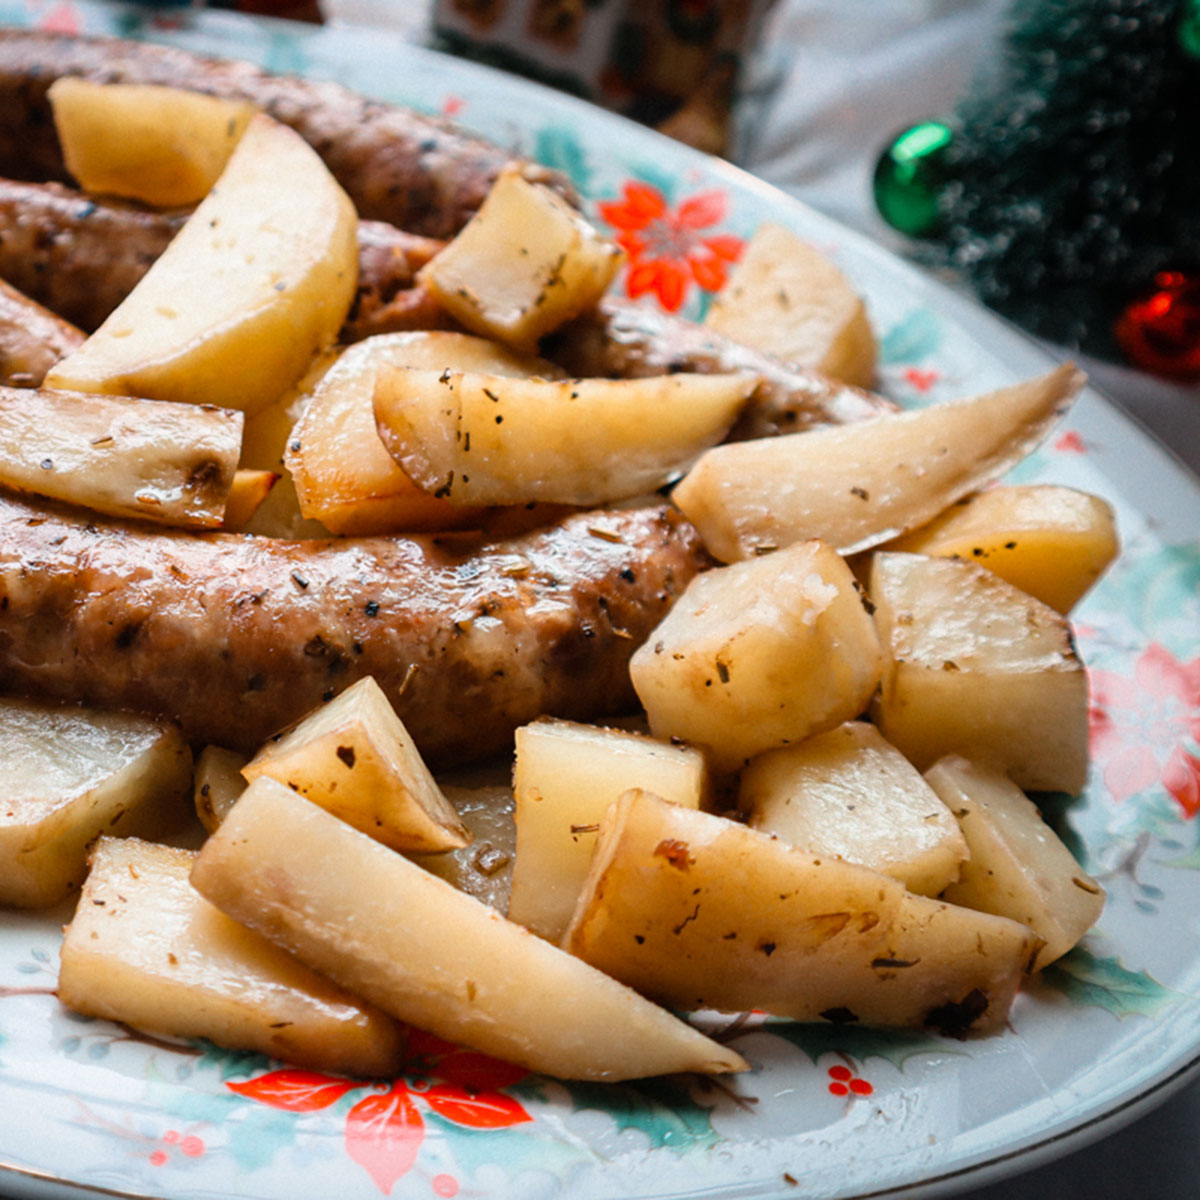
[872,121,954,238]
[1179,0,1200,58]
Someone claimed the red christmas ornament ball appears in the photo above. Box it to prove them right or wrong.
[1114,271,1200,380]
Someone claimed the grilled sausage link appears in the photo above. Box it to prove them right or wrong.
[0,277,83,385]
[0,29,570,238]
[0,179,448,338]
[547,299,895,439]
[0,493,707,765]
[0,179,172,332]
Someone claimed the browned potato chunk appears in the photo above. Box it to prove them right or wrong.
[419,166,624,352]
[704,223,877,387]
[926,755,1105,969]
[564,789,906,1014]
[241,676,469,854]
[507,719,707,940]
[882,484,1118,613]
[0,385,241,528]
[869,552,1089,793]
[630,540,882,771]
[191,778,748,1081]
[0,699,191,909]
[740,722,967,896]
[60,837,404,1077]
[672,365,1083,561]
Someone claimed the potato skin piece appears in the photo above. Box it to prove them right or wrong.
[0,494,707,766]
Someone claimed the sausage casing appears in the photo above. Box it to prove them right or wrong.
[0,494,707,765]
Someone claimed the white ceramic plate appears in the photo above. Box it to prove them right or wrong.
[1,4,1199,1200]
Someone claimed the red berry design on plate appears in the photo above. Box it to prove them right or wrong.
[827,1064,873,1097]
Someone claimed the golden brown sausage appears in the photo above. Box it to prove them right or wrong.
[0,493,707,766]
[547,299,896,438]
[0,278,83,385]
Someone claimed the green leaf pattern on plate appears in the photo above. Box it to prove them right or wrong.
[1041,947,1186,1019]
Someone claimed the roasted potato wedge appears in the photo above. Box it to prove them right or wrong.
[0,699,191,909]
[374,367,755,507]
[882,484,1119,613]
[740,721,967,896]
[193,745,249,834]
[564,790,907,1014]
[191,777,748,1081]
[507,719,707,941]
[60,837,405,1077]
[672,364,1084,561]
[927,756,1104,969]
[241,676,469,854]
[0,385,241,527]
[565,790,1034,1034]
[49,78,257,208]
[419,165,624,352]
[289,332,562,533]
[46,114,357,416]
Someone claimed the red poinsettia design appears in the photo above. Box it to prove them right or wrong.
[228,1030,531,1194]
[598,182,743,313]
[1089,643,1200,818]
